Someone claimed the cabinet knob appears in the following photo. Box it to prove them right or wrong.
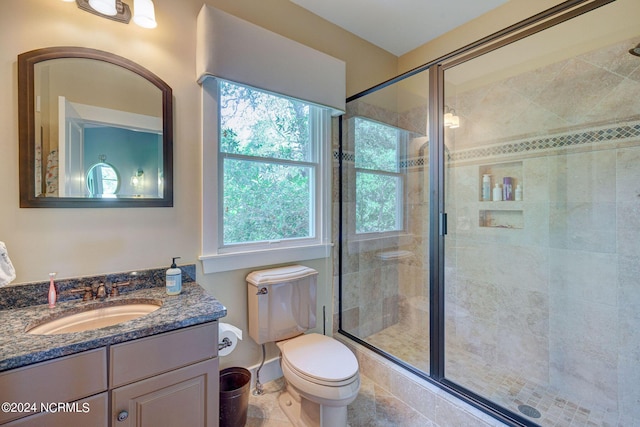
[117,410,129,422]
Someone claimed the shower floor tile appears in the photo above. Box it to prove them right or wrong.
[363,321,625,427]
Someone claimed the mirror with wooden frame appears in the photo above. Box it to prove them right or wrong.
[18,46,173,207]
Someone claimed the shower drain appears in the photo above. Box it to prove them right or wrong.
[518,404,542,419]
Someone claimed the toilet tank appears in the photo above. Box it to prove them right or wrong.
[247,265,318,345]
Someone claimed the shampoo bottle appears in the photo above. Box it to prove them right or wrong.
[48,272,57,308]
[166,257,182,295]
[493,184,502,201]
[515,184,523,201]
[503,177,513,201]
[482,174,491,201]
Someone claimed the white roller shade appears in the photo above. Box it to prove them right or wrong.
[196,5,345,115]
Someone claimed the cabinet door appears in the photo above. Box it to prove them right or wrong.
[112,358,218,427]
[0,348,108,424]
[2,393,108,427]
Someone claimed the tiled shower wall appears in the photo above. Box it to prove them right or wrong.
[446,141,640,413]
[335,98,430,340]
[445,36,640,422]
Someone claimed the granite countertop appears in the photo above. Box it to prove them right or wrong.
[0,281,227,372]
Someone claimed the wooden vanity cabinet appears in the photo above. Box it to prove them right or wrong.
[2,393,108,427]
[111,358,217,427]
[0,322,219,427]
[0,348,108,426]
[110,322,219,427]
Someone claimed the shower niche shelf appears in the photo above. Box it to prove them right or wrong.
[478,161,523,228]
[479,161,523,202]
[479,208,523,229]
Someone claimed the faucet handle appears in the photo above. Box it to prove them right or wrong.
[110,281,132,297]
[70,286,94,301]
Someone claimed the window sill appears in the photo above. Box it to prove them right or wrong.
[345,233,415,255]
[199,243,332,274]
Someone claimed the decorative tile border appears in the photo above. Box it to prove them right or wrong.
[333,150,425,170]
[449,120,640,163]
[337,120,640,168]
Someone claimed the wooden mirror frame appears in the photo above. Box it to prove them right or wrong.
[18,46,173,208]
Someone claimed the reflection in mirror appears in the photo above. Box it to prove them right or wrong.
[86,161,119,197]
[18,47,173,207]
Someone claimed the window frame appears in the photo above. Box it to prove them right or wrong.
[352,116,407,238]
[200,78,332,273]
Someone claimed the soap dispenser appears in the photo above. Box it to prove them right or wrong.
[166,257,182,295]
[48,272,57,308]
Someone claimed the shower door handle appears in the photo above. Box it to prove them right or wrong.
[439,212,448,236]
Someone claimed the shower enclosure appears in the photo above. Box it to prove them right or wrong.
[338,0,640,425]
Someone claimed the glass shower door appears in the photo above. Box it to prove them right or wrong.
[340,71,431,374]
[442,0,640,424]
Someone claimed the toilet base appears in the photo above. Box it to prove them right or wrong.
[278,382,348,427]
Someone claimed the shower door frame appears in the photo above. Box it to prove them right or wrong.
[337,0,617,425]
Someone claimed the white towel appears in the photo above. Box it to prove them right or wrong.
[0,241,16,287]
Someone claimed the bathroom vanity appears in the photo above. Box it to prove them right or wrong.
[0,271,226,427]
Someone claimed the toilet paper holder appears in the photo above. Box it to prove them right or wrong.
[219,337,233,351]
[218,322,243,356]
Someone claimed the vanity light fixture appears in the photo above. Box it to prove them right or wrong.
[64,0,157,28]
[444,105,460,129]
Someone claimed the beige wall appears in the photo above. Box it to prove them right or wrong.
[398,0,568,74]
[0,0,395,369]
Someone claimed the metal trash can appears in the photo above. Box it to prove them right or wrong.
[219,367,251,427]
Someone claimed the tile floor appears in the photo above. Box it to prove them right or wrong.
[246,374,432,427]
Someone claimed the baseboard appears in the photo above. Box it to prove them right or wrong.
[246,356,283,390]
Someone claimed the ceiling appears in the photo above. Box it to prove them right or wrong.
[290,0,509,56]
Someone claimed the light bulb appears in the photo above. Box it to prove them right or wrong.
[133,0,157,28]
[449,115,460,129]
[88,0,117,16]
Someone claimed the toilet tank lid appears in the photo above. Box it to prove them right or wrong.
[247,265,318,286]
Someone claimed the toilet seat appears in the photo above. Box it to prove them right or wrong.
[280,333,359,387]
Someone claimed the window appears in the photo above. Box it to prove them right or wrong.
[354,117,404,234]
[200,79,332,272]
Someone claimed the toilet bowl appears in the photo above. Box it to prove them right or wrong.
[276,333,360,427]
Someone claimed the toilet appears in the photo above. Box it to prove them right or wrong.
[247,265,360,427]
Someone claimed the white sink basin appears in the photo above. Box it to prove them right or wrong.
[27,301,162,335]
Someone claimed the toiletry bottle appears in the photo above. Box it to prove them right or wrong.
[166,257,182,295]
[48,272,57,308]
[503,177,513,201]
[493,184,502,201]
[515,184,523,201]
[482,174,491,201]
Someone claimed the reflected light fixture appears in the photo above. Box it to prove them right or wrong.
[64,0,157,28]
[130,169,145,189]
[444,105,460,129]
